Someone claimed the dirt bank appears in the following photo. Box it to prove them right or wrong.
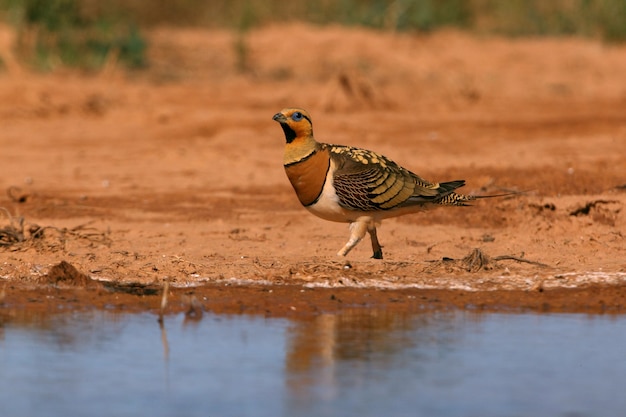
[1,24,625,315]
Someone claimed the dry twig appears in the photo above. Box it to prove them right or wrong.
[0,208,110,251]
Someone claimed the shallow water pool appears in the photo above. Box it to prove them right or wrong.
[1,308,625,417]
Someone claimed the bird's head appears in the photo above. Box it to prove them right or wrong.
[272,108,314,144]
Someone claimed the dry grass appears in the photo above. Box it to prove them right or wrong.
[0,205,111,252]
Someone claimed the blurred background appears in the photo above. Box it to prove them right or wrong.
[0,0,625,72]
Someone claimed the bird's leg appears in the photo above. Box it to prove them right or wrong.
[367,223,383,259]
[337,220,368,257]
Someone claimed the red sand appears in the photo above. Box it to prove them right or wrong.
[1,24,625,316]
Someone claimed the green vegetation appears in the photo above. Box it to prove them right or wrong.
[0,0,624,71]
[112,0,625,41]
[472,0,626,41]
[0,0,146,71]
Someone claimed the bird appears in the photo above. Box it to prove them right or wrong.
[273,107,481,259]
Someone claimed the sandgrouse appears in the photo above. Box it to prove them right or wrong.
[273,108,477,259]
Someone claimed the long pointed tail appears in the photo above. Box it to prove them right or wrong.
[437,183,525,207]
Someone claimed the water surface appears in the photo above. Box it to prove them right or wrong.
[1,308,625,417]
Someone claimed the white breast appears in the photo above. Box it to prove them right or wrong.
[305,160,354,223]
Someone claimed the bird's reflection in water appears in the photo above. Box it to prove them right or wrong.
[285,309,448,409]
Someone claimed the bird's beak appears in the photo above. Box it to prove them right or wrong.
[272,112,287,123]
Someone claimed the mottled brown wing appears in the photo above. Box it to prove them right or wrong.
[327,144,450,211]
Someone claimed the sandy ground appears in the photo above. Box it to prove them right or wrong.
[1,24,625,315]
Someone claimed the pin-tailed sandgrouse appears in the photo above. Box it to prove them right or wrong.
[273,108,478,259]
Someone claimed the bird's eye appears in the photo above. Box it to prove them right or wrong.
[291,112,303,121]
